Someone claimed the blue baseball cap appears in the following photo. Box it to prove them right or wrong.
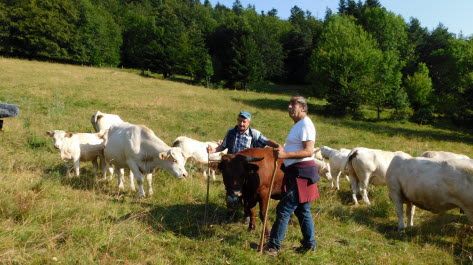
[239,111,251,120]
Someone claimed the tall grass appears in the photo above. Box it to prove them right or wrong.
[0,57,472,264]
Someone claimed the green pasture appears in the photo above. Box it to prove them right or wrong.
[0,57,472,264]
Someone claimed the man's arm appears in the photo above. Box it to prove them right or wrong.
[276,140,314,159]
[265,139,280,149]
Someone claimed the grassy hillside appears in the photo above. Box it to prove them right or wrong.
[0,57,472,264]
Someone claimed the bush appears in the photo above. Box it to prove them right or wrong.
[411,105,434,124]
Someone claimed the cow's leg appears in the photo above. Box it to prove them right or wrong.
[91,158,99,176]
[73,157,80,177]
[107,167,114,181]
[242,196,257,231]
[258,192,272,236]
[203,169,208,180]
[406,203,415,227]
[211,169,216,181]
[245,206,257,231]
[117,168,125,191]
[329,168,336,189]
[128,161,145,197]
[100,156,107,180]
[359,175,371,205]
[389,190,405,231]
[128,169,135,192]
[100,159,107,180]
[146,173,153,196]
[349,175,359,205]
[335,171,342,190]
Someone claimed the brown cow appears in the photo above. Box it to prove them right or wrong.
[219,147,332,234]
[218,148,284,234]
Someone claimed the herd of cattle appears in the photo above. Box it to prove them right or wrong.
[46,111,473,231]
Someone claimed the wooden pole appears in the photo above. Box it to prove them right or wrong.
[204,151,211,226]
[258,149,278,253]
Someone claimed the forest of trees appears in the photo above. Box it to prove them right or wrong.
[1,0,472,126]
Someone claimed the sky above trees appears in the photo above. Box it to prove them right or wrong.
[209,0,473,36]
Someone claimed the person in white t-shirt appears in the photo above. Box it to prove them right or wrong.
[264,95,319,256]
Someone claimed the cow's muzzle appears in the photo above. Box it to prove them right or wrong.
[226,191,242,209]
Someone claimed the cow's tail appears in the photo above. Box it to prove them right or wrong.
[97,129,109,147]
[345,149,359,181]
[171,139,181,147]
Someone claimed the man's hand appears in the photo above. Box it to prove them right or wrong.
[207,145,215,154]
[276,146,286,159]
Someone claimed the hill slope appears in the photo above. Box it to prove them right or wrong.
[0,57,471,264]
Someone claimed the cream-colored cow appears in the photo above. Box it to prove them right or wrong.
[386,155,473,230]
[103,123,188,197]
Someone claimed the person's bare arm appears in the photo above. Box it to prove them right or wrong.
[277,140,314,159]
[207,144,225,153]
[265,139,280,149]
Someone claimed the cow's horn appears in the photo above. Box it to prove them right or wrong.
[245,156,264,162]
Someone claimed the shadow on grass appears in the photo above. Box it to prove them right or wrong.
[109,202,235,239]
[335,189,356,206]
[236,97,473,145]
[42,163,114,193]
[329,205,473,264]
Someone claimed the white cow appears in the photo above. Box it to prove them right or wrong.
[90,111,137,192]
[386,155,473,230]
[46,130,107,178]
[320,146,351,190]
[421,150,470,160]
[313,158,332,182]
[171,136,227,181]
[346,147,411,205]
[103,123,188,197]
[313,147,323,160]
[90,110,125,133]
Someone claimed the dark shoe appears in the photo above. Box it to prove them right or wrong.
[263,245,279,256]
[294,245,315,254]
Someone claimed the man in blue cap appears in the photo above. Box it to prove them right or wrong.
[208,110,279,155]
[207,110,280,217]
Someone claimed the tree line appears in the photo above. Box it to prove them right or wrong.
[1,0,472,126]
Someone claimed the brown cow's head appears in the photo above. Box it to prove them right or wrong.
[218,154,263,210]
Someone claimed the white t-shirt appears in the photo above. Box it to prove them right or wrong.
[283,116,316,167]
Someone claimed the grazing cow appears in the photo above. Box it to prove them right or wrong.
[313,147,323,160]
[90,110,137,192]
[46,130,107,178]
[90,110,125,133]
[386,155,473,230]
[171,136,227,181]
[320,146,351,190]
[421,150,470,160]
[103,123,188,197]
[346,147,411,205]
[218,148,331,233]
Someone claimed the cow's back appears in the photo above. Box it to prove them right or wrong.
[104,123,139,168]
[387,156,473,213]
[91,111,124,132]
[421,150,470,160]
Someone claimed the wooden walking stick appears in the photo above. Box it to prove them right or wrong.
[258,148,279,253]
[204,150,211,226]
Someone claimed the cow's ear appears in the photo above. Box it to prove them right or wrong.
[46,131,53,137]
[159,152,168,160]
